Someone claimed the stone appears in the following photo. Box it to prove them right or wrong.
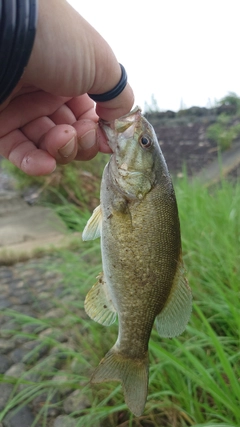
[52,372,74,396]
[0,193,26,215]
[12,334,31,345]
[8,287,27,297]
[53,415,76,427]
[70,358,87,375]
[0,204,68,246]
[21,323,46,334]
[34,300,53,311]
[0,298,12,309]
[59,314,77,328]
[8,279,25,290]
[0,339,15,354]
[2,405,35,427]
[0,202,77,263]
[45,308,65,319]
[4,362,26,378]
[0,354,12,374]
[18,371,41,391]
[0,315,12,326]
[20,340,49,364]
[32,391,60,417]
[0,269,13,281]
[0,284,9,294]
[38,291,51,300]
[0,383,14,411]
[29,279,45,289]
[48,347,68,370]
[33,353,59,373]
[9,305,35,317]
[0,321,21,338]
[60,295,76,304]
[54,287,65,297]
[0,315,6,326]
[9,348,30,364]
[63,390,91,414]
[16,293,34,305]
[39,328,68,343]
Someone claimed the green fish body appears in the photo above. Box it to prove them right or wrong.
[82,107,192,416]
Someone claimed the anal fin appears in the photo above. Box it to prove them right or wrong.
[84,273,117,326]
[156,260,192,338]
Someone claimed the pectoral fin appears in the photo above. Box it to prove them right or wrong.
[156,260,192,338]
[84,273,117,326]
[82,205,102,241]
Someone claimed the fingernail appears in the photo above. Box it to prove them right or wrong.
[78,129,96,150]
[58,137,76,158]
[50,164,57,174]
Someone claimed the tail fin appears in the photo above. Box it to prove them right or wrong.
[91,346,149,417]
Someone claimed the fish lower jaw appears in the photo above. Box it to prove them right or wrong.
[119,162,128,171]
[110,179,139,201]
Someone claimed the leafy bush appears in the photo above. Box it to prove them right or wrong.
[2,153,108,210]
[206,114,240,150]
[218,92,240,115]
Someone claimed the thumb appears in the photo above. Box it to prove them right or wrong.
[95,82,134,122]
[24,0,134,120]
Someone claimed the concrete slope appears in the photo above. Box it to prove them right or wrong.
[0,192,81,264]
[194,141,240,186]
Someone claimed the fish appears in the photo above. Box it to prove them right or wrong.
[82,106,192,416]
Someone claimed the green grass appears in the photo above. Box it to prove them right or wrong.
[0,177,239,426]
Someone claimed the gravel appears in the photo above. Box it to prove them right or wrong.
[0,257,90,427]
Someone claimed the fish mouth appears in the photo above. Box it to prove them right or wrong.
[99,118,134,136]
[99,104,140,132]
[100,106,142,129]
[99,106,142,151]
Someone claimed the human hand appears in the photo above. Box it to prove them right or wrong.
[0,0,134,176]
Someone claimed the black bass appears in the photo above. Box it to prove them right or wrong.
[82,107,192,416]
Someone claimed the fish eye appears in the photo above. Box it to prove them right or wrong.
[139,135,152,148]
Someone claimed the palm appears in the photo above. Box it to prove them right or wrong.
[0,87,110,175]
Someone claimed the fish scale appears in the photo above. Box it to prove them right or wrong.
[82,106,192,416]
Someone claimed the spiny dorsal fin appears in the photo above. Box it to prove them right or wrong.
[155,260,192,337]
[84,273,117,326]
[91,345,149,417]
[82,205,102,241]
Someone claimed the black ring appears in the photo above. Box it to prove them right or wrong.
[88,63,127,102]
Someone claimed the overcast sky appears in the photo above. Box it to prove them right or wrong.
[68,0,240,112]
